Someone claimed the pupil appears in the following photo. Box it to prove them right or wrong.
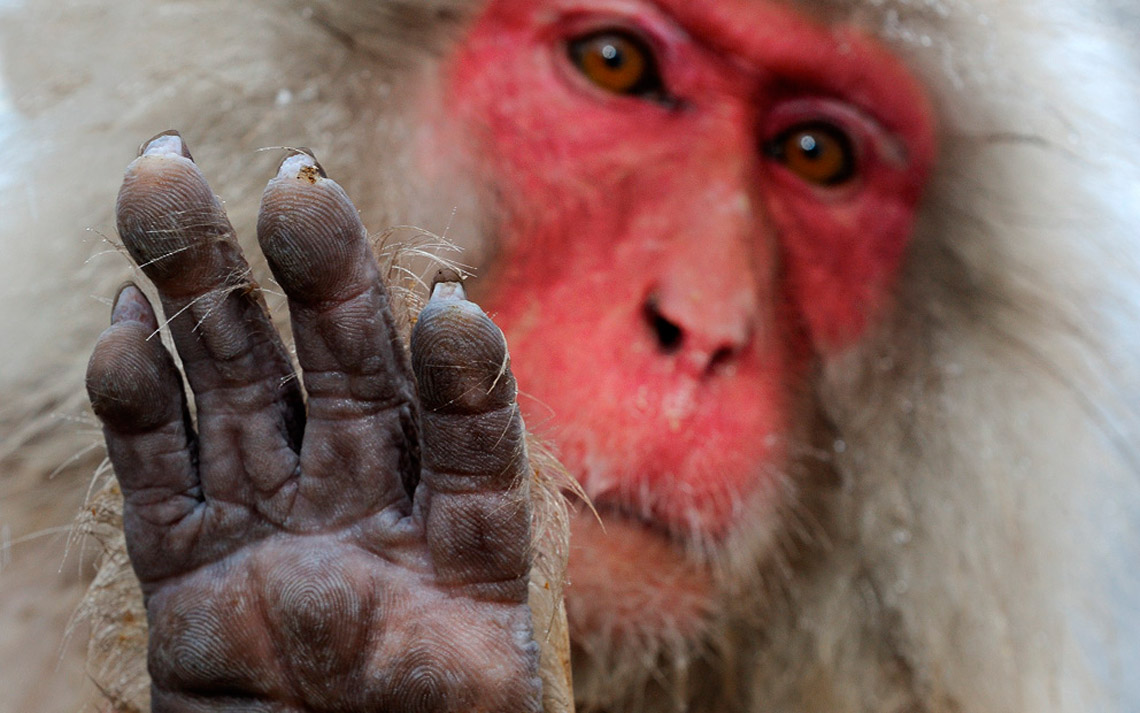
[798,134,821,158]
[601,43,623,68]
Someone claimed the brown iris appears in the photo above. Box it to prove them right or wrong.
[767,123,857,186]
[569,31,664,98]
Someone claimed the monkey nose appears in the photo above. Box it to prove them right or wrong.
[642,293,752,376]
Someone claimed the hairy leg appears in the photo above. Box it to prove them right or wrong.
[86,133,542,712]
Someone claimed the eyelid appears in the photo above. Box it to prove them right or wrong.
[554,10,678,60]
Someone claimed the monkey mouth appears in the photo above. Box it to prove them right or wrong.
[588,495,720,549]
[572,464,763,555]
[566,451,769,546]
[589,498,676,538]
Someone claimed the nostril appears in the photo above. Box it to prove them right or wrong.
[644,298,684,353]
[707,345,735,373]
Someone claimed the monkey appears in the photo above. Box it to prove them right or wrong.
[2,0,1140,712]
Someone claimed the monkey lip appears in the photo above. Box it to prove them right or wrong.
[581,472,760,549]
[561,417,781,543]
[589,498,672,536]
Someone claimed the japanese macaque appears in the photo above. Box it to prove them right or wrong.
[1,0,1139,712]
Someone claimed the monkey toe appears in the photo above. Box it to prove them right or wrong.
[115,130,303,436]
[86,285,202,581]
[87,285,186,434]
[413,279,518,416]
[257,151,367,305]
[412,281,533,600]
[257,150,420,520]
[116,132,234,296]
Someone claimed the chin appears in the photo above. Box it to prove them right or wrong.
[561,465,790,644]
[565,508,716,644]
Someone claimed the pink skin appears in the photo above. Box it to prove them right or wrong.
[435,0,935,637]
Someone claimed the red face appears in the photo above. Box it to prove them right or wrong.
[433,0,935,638]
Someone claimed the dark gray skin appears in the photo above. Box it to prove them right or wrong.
[85,132,541,712]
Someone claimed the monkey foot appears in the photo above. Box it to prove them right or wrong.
[86,132,542,712]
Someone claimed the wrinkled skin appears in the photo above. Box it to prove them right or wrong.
[86,133,542,712]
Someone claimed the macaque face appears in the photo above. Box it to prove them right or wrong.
[429,0,935,638]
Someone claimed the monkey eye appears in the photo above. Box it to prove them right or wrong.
[764,122,857,187]
[568,30,666,99]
